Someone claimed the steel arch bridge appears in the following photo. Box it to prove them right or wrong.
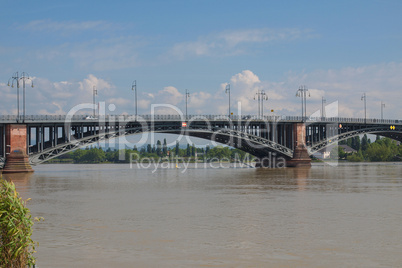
[28,124,294,165]
[0,114,401,168]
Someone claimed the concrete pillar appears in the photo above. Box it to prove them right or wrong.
[3,124,34,173]
[286,123,311,167]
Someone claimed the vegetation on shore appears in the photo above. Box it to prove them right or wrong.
[50,139,250,164]
[48,135,401,164]
[334,135,402,162]
[0,179,40,268]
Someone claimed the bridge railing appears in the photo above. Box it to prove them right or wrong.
[0,114,400,124]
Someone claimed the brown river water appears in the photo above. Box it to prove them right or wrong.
[3,162,402,267]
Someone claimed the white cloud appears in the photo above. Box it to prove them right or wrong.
[69,37,142,71]
[107,98,130,106]
[0,74,116,115]
[0,63,400,120]
[285,62,402,118]
[21,19,119,33]
[157,86,183,105]
[169,28,313,59]
[189,91,212,108]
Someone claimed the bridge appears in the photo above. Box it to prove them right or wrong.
[0,114,401,172]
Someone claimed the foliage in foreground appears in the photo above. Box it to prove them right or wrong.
[0,179,39,268]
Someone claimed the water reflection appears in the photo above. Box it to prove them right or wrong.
[1,172,34,198]
[11,163,402,267]
[293,167,310,191]
[2,171,34,183]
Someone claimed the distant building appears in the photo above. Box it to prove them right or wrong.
[313,144,357,159]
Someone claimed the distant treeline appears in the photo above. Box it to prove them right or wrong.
[335,135,402,162]
[50,136,401,164]
[52,139,250,164]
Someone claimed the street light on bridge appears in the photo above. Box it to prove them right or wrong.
[185,89,190,121]
[361,93,366,124]
[254,90,268,118]
[381,101,385,120]
[296,85,309,122]
[225,83,231,119]
[322,97,326,119]
[8,72,34,123]
[93,86,98,117]
[132,80,137,118]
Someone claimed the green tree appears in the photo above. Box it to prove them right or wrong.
[156,140,162,156]
[231,148,247,160]
[347,150,364,162]
[175,141,180,156]
[191,143,196,157]
[346,137,353,148]
[354,136,361,151]
[361,134,369,151]
[81,148,105,163]
[186,144,191,157]
[365,138,398,161]
[207,146,231,160]
[105,149,118,162]
[163,139,167,156]
[72,149,86,163]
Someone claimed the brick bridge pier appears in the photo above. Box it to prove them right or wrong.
[2,124,34,173]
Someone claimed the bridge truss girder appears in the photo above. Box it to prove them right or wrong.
[308,124,402,154]
[29,125,294,165]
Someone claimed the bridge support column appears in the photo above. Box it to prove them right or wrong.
[286,123,311,167]
[2,124,34,173]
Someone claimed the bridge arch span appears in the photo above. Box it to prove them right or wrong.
[309,125,402,155]
[29,125,294,165]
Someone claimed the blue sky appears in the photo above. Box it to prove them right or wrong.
[1,0,402,119]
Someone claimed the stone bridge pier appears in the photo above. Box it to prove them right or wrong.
[256,123,311,168]
[2,124,34,173]
[286,123,311,167]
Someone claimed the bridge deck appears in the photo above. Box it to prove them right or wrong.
[0,115,400,125]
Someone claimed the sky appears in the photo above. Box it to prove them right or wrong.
[1,0,402,121]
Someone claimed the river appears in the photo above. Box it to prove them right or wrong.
[3,162,402,267]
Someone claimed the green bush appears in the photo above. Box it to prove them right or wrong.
[0,179,39,268]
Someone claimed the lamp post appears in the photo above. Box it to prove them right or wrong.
[8,72,33,123]
[296,85,310,122]
[185,89,190,121]
[132,80,137,118]
[254,90,260,118]
[381,101,385,120]
[93,86,98,117]
[361,93,366,124]
[322,97,326,119]
[254,90,268,118]
[225,83,231,119]
[261,90,268,117]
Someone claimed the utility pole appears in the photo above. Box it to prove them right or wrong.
[322,97,326,119]
[254,90,260,117]
[254,90,268,118]
[132,80,137,118]
[296,85,310,122]
[225,84,231,119]
[8,72,33,123]
[361,93,366,124]
[93,86,98,117]
[261,90,267,117]
[185,89,190,121]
